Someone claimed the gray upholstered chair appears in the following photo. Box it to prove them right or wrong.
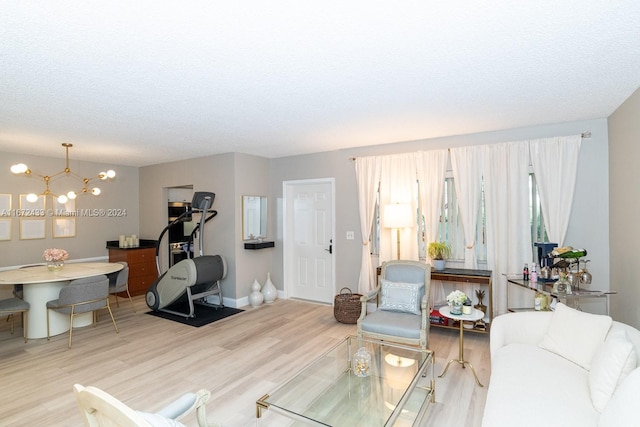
[46,274,118,348]
[108,261,135,312]
[357,260,431,349]
[0,298,29,343]
[73,384,220,427]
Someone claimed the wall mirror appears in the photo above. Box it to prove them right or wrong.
[243,195,267,240]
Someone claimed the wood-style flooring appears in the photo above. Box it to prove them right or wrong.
[0,297,490,426]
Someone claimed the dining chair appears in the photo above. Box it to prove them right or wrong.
[108,261,135,312]
[0,298,29,343]
[46,274,118,348]
[73,384,220,427]
[357,260,431,349]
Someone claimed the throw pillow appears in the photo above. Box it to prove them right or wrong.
[598,368,640,427]
[379,279,424,315]
[589,328,637,412]
[538,303,612,370]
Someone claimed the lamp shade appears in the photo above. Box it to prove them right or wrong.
[383,203,413,229]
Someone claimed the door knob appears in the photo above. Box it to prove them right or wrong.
[325,239,333,254]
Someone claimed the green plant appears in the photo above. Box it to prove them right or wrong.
[428,241,451,260]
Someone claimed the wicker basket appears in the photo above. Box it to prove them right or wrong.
[334,287,362,324]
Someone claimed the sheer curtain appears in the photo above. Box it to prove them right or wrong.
[450,146,484,269]
[379,153,418,263]
[417,149,448,303]
[354,156,381,293]
[530,135,582,246]
[482,141,531,315]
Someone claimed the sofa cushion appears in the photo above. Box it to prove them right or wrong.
[589,329,637,412]
[482,343,598,427]
[539,303,612,370]
[598,368,640,427]
[379,279,423,315]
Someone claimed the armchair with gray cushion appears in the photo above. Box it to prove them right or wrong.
[73,384,220,427]
[357,260,431,349]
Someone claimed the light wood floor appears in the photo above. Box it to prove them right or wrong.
[0,296,490,426]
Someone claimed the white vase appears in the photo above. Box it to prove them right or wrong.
[262,272,277,304]
[249,279,264,307]
[434,259,446,271]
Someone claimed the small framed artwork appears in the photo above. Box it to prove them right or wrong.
[0,194,11,215]
[20,218,46,240]
[19,194,46,216]
[53,197,75,216]
[53,217,76,238]
[0,218,11,240]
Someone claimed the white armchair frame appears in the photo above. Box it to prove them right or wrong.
[73,384,219,427]
[357,260,431,349]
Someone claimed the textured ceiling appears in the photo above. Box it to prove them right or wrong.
[1,1,639,167]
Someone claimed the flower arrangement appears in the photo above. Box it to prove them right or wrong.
[43,248,69,262]
[446,290,468,306]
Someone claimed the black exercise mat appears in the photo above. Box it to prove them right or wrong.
[146,303,243,327]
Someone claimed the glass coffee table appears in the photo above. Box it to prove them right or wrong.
[256,335,435,426]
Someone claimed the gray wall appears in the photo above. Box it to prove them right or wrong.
[138,152,271,304]
[608,86,640,328]
[0,150,139,267]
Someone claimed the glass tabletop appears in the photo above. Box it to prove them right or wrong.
[258,335,434,426]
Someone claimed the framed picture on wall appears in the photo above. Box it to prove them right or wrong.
[53,197,75,216]
[0,218,11,241]
[19,194,46,216]
[20,218,46,240]
[53,217,76,238]
[0,194,11,215]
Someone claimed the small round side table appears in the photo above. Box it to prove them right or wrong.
[438,305,485,387]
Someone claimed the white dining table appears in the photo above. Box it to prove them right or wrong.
[0,262,123,339]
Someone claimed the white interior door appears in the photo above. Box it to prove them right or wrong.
[284,179,334,304]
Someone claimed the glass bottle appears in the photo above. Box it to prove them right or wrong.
[523,263,529,281]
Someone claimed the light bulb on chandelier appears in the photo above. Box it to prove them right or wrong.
[10,143,116,203]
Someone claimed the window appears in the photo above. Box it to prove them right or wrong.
[371,174,546,262]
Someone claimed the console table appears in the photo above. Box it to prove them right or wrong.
[431,268,493,334]
[506,276,616,315]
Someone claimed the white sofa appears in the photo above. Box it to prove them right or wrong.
[482,303,640,427]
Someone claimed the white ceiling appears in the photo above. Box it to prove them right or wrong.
[1,1,639,167]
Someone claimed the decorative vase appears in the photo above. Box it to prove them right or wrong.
[450,302,462,315]
[434,259,446,271]
[249,279,264,307]
[261,272,277,304]
[47,260,64,271]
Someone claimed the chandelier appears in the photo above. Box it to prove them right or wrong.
[10,143,116,204]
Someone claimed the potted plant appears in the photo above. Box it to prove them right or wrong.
[428,241,451,270]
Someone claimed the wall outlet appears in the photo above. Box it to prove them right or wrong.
[346,231,355,240]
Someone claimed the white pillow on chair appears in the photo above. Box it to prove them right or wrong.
[378,279,423,315]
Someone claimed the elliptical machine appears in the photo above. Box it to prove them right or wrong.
[145,191,226,318]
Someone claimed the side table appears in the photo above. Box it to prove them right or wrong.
[438,306,485,387]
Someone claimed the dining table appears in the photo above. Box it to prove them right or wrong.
[0,262,123,339]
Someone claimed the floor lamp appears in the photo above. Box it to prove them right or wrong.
[383,203,413,260]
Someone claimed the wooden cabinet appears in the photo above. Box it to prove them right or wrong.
[108,243,158,297]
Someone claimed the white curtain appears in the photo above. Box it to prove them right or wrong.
[416,149,448,304]
[379,153,419,262]
[450,146,484,269]
[354,156,381,293]
[530,135,582,247]
[482,141,531,315]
